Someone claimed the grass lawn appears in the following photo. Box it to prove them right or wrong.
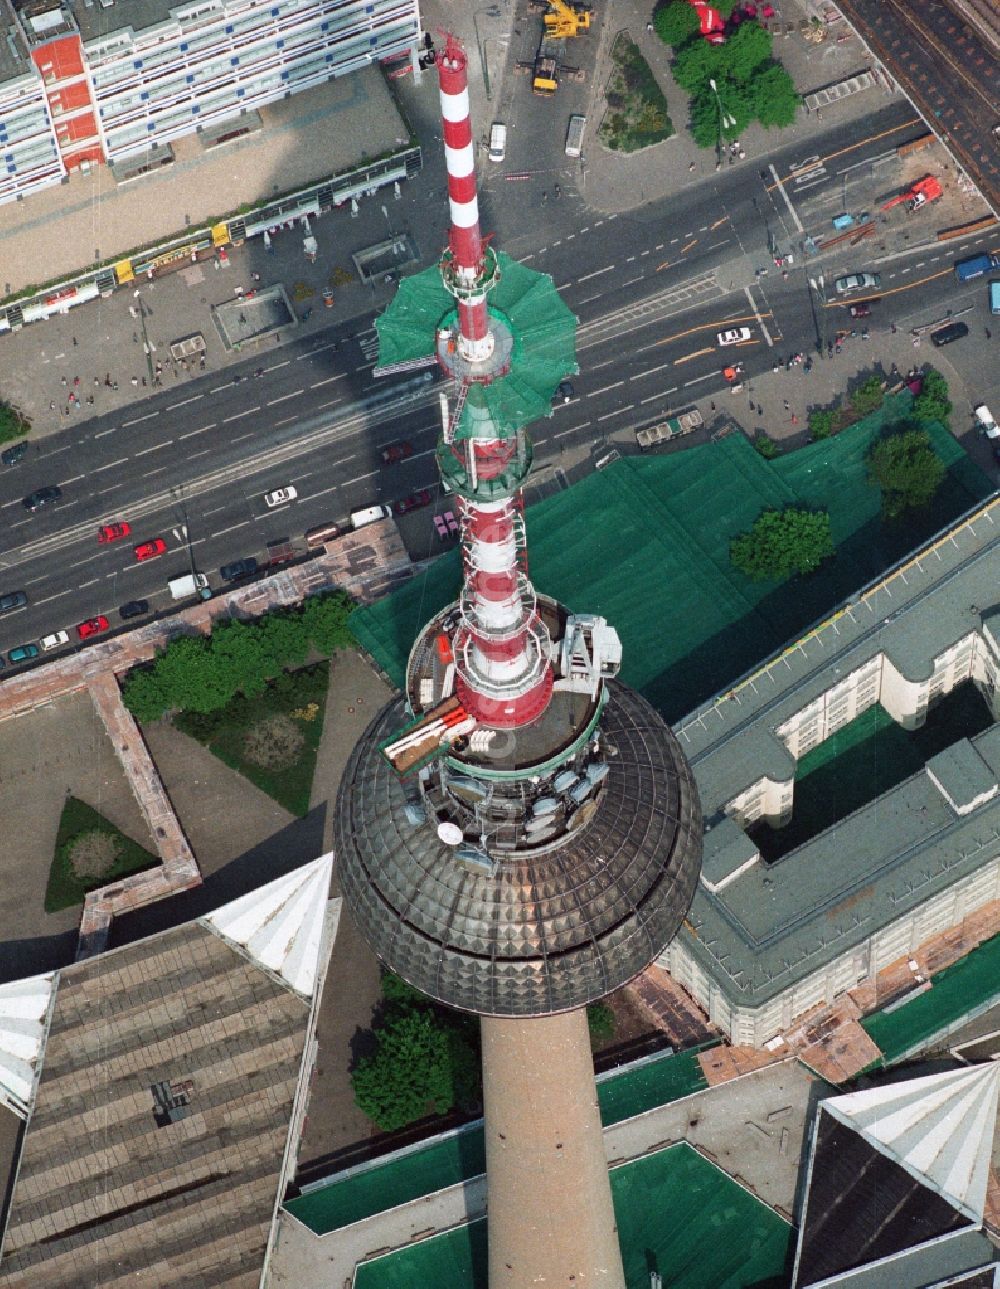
[45,795,159,912]
[598,33,673,152]
[173,662,329,816]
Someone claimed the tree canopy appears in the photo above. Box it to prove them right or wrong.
[911,367,952,428]
[120,590,354,722]
[0,401,29,445]
[730,507,834,581]
[653,0,700,47]
[659,12,799,147]
[850,374,885,418]
[867,427,946,519]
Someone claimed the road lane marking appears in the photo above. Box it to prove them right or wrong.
[122,411,160,427]
[683,372,716,387]
[179,423,216,439]
[577,265,615,284]
[632,361,674,379]
[310,374,347,388]
[214,520,251,537]
[134,442,172,458]
[94,427,118,438]
[343,469,378,485]
[267,390,305,406]
[769,162,804,234]
[589,380,625,396]
[743,286,774,347]
[597,405,634,422]
[92,457,128,473]
[167,394,204,410]
[223,409,255,423]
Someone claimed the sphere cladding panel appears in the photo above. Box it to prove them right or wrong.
[334,681,703,1017]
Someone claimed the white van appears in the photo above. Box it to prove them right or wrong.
[488,123,507,162]
[565,114,586,158]
[351,504,392,531]
[974,404,1000,439]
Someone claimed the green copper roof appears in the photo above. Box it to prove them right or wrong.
[374,252,577,437]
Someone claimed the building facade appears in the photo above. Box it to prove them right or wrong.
[660,501,1000,1047]
[1,0,418,205]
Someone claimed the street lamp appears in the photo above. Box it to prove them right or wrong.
[708,79,737,171]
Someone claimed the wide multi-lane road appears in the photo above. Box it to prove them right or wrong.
[0,98,993,659]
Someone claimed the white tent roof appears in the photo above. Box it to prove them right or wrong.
[0,973,55,1118]
[825,1063,1000,1222]
[205,853,334,998]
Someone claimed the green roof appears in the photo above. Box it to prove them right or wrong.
[352,1142,793,1289]
[285,1045,712,1237]
[350,400,992,723]
[374,252,577,437]
[862,928,1000,1067]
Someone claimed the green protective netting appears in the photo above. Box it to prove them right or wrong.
[350,397,993,723]
[862,929,1000,1067]
[352,1142,792,1289]
[286,1046,713,1237]
[374,252,577,437]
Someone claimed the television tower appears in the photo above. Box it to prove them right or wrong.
[336,35,703,1287]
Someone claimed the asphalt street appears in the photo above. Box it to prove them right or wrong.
[0,100,996,662]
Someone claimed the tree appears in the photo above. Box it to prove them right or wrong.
[301,591,354,655]
[654,0,700,47]
[722,21,773,81]
[673,37,724,93]
[808,408,836,440]
[911,366,952,427]
[120,665,172,724]
[587,1002,616,1047]
[750,64,799,128]
[690,80,752,148]
[0,401,29,445]
[850,374,885,418]
[730,507,834,581]
[754,433,779,458]
[258,609,310,670]
[867,428,945,519]
[351,1010,465,1132]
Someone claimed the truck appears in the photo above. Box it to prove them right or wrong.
[635,408,703,450]
[954,252,1000,283]
[989,280,1000,315]
[565,114,586,157]
[168,572,210,600]
[351,503,393,530]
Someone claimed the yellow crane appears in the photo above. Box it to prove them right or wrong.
[543,0,591,38]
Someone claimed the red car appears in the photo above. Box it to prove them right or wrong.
[97,522,131,544]
[133,538,167,562]
[381,440,413,465]
[77,615,110,640]
[393,489,433,515]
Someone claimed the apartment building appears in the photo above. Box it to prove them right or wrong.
[660,501,1000,1047]
[0,0,418,205]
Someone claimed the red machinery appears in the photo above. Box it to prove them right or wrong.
[881,175,943,214]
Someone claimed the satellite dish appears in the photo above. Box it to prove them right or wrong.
[437,821,464,846]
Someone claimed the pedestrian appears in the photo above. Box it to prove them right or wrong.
[783,399,790,411]
[987,328,993,340]
[48,401,55,411]
[87,395,94,405]
[141,377,147,386]
[60,375,67,386]
[73,375,80,386]
[105,373,111,386]
[131,376,139,386]
[113,381,119,391]
[133,331,139,343]
[791,414,799,425]
[72,336,78,347]
[710,401,716,412]
[93,377,100,387]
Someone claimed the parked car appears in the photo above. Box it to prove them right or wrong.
[0,590,27,615]
[849,301,875,318]
[263,485,298,508]
[1,441,28,467]
[717,326,753,346]
[41,629,70,651]
[305,521,342,547]
[133,537,167,562]
[77,616,110,640]
[98,521,132,543]
[393,489,433,516]
[220,557,259,582]
[119,600,150,620]
[835,272,880,294]
[22,485,61,511]
[7,643,39,665]
[553,380,574,404]
[930,321,969,347]
[380,441,413,465]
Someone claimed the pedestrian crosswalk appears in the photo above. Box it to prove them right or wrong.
[357,328,380,362]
